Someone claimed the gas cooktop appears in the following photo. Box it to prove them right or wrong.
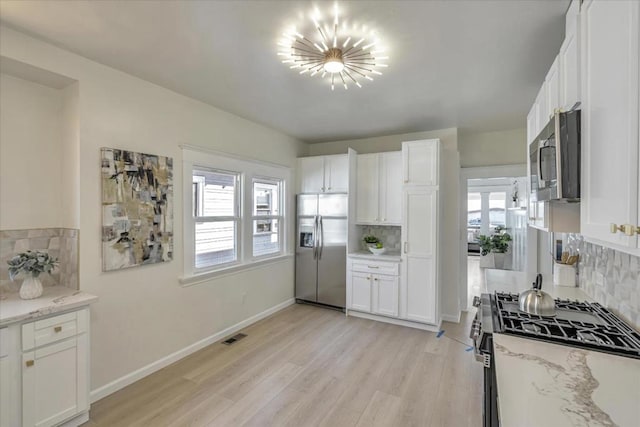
[493,292,640,359]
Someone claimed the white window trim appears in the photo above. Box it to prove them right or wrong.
[181,145,292,284]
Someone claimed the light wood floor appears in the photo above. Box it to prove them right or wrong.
[85,304,482,427]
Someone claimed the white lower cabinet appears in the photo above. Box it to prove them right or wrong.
[348,258,400,318]
[3,307,91,427]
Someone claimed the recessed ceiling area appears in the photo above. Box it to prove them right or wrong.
[0,0,568,142]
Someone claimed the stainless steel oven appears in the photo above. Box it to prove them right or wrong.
[529,109,581,202]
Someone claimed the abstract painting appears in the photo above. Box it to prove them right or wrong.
[101,148,173,271]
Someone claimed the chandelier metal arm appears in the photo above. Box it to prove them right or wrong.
[344,65,367,78]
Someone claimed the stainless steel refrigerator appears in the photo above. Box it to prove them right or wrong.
[295,193,347,308]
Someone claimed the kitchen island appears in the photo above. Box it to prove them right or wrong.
[494,333,640,427]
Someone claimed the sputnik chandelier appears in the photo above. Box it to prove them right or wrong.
[278,4,388,90]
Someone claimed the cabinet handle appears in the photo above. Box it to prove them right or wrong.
[25,360,34,367]
[404,242,408,254]
[367,266,379,269]
[404,180,408,184]
[367,276,371,280]
[54,326,62,333]
[374,278,378,281]
[610,223,635,236]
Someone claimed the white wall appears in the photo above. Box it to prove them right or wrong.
[0,74,64,229]
[0,26,307,393]
[458,127,526,167]
[308,128,462,321]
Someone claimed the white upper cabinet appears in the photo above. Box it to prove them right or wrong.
[580,0,640,249]
[402,140,439,186]
[356,154,380,223]
[380,152,402,224]
[297,154,348,194]
[355,151,402,225]
[534,84,548,137]
[559,0,581,111]
[324,155,349,193]
[545,55,561,118]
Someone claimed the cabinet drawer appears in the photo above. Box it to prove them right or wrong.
[22,309,88,351]
[351,260,399,276]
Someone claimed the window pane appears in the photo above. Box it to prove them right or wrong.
[489,192,506,228]
[193,169,237,217]
[253,219,280,257]
[253,180,280,216]
[195,221,236,268]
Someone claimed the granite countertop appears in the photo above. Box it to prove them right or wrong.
[494,333,640,427]
[0,286,98,326]
[348,251,402,262]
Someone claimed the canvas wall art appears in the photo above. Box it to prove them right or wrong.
[101,148,173,271]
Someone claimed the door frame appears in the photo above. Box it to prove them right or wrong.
[459,164,532,312]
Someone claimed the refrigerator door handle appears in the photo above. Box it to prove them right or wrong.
[318,215,324,260]
[312,216,318,260]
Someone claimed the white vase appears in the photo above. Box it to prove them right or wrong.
[20,275,43,300]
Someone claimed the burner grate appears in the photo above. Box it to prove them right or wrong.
[493,292,640,359]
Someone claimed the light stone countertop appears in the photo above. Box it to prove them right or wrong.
[484,269,592,301]
[494,333,640,427]
[348,251,402,262]
[0,286,98,326]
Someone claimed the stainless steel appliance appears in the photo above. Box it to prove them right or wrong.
[529,109,581,202]
[295,193,347,309]
[470,292,640,427]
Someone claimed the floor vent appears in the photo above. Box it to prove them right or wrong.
[222,333,247,346]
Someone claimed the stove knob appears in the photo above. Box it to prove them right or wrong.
[472,296,481,307]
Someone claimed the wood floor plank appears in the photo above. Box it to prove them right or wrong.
[86,305,482,427]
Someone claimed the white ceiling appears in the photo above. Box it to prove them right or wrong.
[0,0,569,143]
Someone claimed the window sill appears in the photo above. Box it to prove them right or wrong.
[179,254,294,287]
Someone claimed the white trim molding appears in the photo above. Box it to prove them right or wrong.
[90,298,296,403]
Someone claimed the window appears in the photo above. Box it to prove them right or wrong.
[182,146,290,282]
[192,168,240,270]
[252,178,283,258]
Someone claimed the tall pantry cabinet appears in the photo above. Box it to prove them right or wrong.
[400,139,440,325]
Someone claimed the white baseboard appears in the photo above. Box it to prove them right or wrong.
[441,312,461,323]
[90,298,295,403]
[346,310,440,332]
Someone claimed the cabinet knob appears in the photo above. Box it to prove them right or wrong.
[404,242,408,254]
[54,326,62,333]
[404,180,408,184]
[367,276,371,280]
[374,278,378,281]
[25,360,34,367]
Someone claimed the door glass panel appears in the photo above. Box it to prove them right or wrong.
[539,146,557,182]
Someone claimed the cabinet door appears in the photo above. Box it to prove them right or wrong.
[402,140,439,186]
[401,188,437,324]
[559,7,580,111]
[581,0,639,247]
[535,84,548,136]
[22,335,88,427]
[350,272,372,312]
[526,103,538,144]
[356,154,380,223]
[380,152,402,225]
[373,275,399,317]
[297,157,325,193]
[325,154,349,193]
[545,55,561,115]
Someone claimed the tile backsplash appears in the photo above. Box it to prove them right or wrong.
[0,228,78,293]
[566,234,640,329]
[358,225,401,251]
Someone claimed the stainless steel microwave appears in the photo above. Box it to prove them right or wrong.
[529,110,581,202]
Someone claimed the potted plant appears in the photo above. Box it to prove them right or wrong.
[7,251,58,299]
[477,228,512,269]
[363,234,380,249]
